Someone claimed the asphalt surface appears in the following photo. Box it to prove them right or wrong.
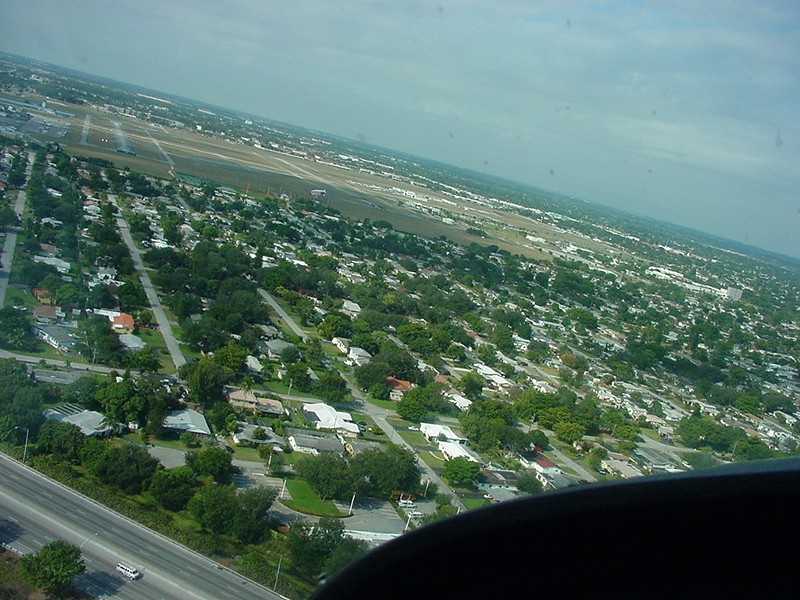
[0,153,31,308]
[257,289,308,341]
[113,204,186,369]
[0,454,281,600]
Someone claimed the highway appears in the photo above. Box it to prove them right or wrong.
[0,454,281,599]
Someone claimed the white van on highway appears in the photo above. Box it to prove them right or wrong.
[116,563,141,580]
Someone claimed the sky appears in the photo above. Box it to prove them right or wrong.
[2,1,799,258]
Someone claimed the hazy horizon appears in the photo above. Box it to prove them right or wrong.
[2,2,798,258]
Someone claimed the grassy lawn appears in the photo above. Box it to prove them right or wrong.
[395,429,430,447]
[231,446,263,462]
[136,328,177,374]
[4,286,35,309]
[419,450,447,469]
[365,397,396,411]
[282,479,347,517]
[265,381,319,399]
[462,497,491,510]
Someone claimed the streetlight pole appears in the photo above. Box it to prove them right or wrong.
[274,556,282,590]
[348,493,356,515]
[14,427,29,463]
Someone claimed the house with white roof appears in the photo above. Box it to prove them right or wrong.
[438,441,481,463]
[420,423,465,444]
[302,402,360,436]
[347,347,372,367]
[163,409,211,436]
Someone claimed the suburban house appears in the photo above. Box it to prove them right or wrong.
[438,440,482,463]
[32,288,53,305]
[42,405,116,437]
[302,402,360,436]
[347,347,372,367]
[386,377,414,401]
[232,422,282,447]
[35,325,81,353]
[227,388,284,417]
[111,313,135,334]
[446,392,472,412]
[245,355,264,374]
[284,428,343,455]
[163,408,211,436]
[537,470,581,491]
[420,423,465,444]
[265,339,295,359]
[341,300,362,317]
[119,333,146,351]
[33,305,64,324]
[331,337,349,353]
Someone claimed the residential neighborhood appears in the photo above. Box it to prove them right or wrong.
[0,58,798,599]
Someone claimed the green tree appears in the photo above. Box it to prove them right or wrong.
[180,358,231,409]
[36,420,86,463]
[315,370,348,403]
[149,466,198,511]
[516,471,543,495]
[396,391,429,422]
[189,484,237,533]
[553,421,586,444]
[20,541,85,596]
[296,453,353,501]
[459,372,485,400]
[186,446,234,483]
[286,518,347,577]
[230,487,277,543]
[92,443,158,494]
[351,445,420,498]
[441,457,481,486]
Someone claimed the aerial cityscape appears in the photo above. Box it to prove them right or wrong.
[0,5,798,597]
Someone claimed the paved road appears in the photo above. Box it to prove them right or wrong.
[0,348,124,376]
[257,288,308,341]
[0,153,31,308]
[0,454,281,600]
[113,204,186,369]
